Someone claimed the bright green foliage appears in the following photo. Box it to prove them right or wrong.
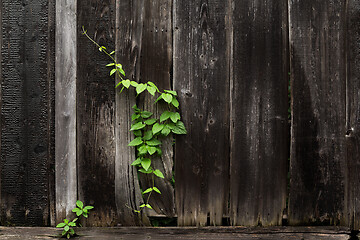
[72,200,94,218]
[82,27,187,214]
[56,200,94,239]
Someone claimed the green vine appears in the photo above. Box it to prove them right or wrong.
[82,27,187,214]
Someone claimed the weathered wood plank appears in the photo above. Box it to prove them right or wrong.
[173,0,231,226]
[1,0,54,226]
[77,0,117,227]
[55,0,77,223]
[115,0,150,226]
[138,0,175,217]
[230,0,289,226]
[345,0,360,230]
[288,0,347,225]
[47,0,56,227]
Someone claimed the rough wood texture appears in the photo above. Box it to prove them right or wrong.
[77,0,117,227]
[115,0,149,226]
[55,0,77,223]
[1,0,54,226]
[47,0,56,227]
[173,0,231,226]
[139,0,175,217]
[230,0,289,226]
[289,0,347,225]
[345,0,360,230]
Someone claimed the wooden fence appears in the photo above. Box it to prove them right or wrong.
[0,0,359,228]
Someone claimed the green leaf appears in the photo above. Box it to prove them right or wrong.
[147,81,159,92]
[161,125,171,136]
[56,223,66,228]
[141,111,153,119]
[170,112,181,123]
[171,98,179,108]
[130,81,139,87]
[110,51,115,55]
[141,158,151,171]
[172,121,187,135]
[64,226,70,232]
[143,131,153,141]
[138,145,148,155]
[147,86,156,96]
[139,168,153,174]
[76,210,83,216]
[147,146,157,155]
[162,93,173,103]
[128,137,143,146]
[164,90,177,96]
[67,233,71,239]
[160,111,172,122]
[156,147,162,155]
[110,69,117,76]
[146,204,153,209]
[83,213,88,218]
[123,79,131,88]
[70,228,75,235]
[115,81,122,88]
[72,218,78,222]
[145,118,157,125]
[131,113,140,121]
[116,63,123,69]
[72,208,79,213]
[139,204,146,208]
[152,123,164,135]
[106,63,115,67]
[76,200,84,209]
[166,122,175,130]
[84,206,94,210]
[153,169,165,179]
[62,230,67,236]
[64,219,69,224]
[155,95,163,103]
[132,104,140,111]
[146,139,161,146]
[143,188,153,194]
[153,187,161,194]
[130,122,146,131]
[68,222,76,227]
[131,158,142,166]
[136,83,147,94]
[133,130,142,137]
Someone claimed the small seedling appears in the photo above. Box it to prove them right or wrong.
[56,200,94,239]
[72,200,94,218]
[56,218,77,239]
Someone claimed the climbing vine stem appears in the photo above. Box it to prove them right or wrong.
[82,27,187,214]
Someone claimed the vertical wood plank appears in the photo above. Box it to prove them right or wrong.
[173,0,231,226]
[55,0,77,223]
[47,0,56,226]
[1,0,55,225]
[288,0,347,225]
[115,0,150,226]
[77,0,117,227]
[230,0,289,226]
[139,0,175,217]
[345,0,360,230]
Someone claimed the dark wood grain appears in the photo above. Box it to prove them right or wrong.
[173,0,231,226]
[230,0,289,226]
[115,0,150,226]
[55,0,77,223]
[77,0,117,227]
[288,0,347,225]
[1,0,55,225]
[138,0,175,217]
[345,0,360,230]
